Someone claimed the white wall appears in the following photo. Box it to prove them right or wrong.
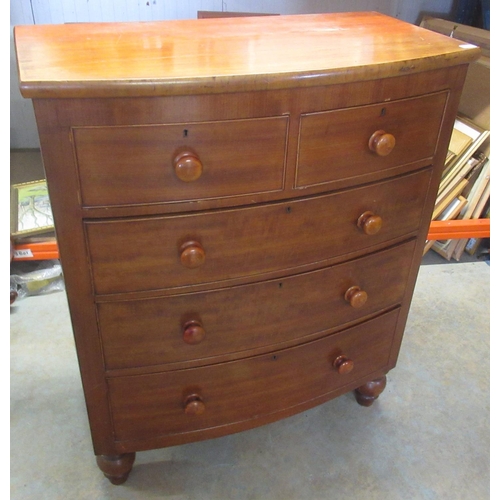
[11,0,400,25]
[10,0,455,149]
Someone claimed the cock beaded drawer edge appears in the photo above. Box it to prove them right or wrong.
[14,12,480,484]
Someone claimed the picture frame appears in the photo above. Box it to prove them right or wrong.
[10,179,54,238]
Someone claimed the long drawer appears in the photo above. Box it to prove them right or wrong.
[99,240,415,370]
[108,309,399,442]
[86,168,431,294]
[296,91,447,187]
[73,116,288,207]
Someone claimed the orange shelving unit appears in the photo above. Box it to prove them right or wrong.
[427,219,490,241]
[12,239,60,261]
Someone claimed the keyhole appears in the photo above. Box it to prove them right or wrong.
[183,129,189,137]
[380,108,386,117]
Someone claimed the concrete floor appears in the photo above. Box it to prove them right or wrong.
[10,260,489,499]
[10,150,489,498]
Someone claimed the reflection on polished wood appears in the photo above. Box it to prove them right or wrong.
[14,12,480,98]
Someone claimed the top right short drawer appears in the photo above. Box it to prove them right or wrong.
[295,91,448,188]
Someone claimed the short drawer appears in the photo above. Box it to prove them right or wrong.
[99,240,415,369]
[296,91,447,187]
[72,116,288,207]
[86,168,431,295]
[107,309,399,442]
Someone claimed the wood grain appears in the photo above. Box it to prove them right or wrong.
[296,91,447,188]
[97,240,415,370]
[85,169,431,295]
[14,13,480,98]
[107,310,399,443]
[73,116,288,206]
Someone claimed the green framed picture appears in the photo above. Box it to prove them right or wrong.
[10,179,54,238]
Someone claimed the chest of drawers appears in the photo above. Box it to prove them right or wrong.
[14,12,479,484]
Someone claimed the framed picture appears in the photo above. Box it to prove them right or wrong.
[10,179,54,238]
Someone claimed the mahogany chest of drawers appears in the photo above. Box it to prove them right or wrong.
[14,12,479,484]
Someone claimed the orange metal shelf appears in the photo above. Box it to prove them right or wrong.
[12,239,60,261]
[427,219,490,240]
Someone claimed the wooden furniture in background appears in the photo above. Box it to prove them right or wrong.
[197,11,278,18]
[14,13,479,484]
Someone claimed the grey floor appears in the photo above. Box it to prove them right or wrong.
[11,151,490,499]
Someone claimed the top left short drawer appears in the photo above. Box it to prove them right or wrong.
[72,116,288,207]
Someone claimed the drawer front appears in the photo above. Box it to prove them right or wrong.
[73,116,288,207]
[296,91,447,187]
[108,309,399,442]
[86,169,431,295]
[99,240,415,369]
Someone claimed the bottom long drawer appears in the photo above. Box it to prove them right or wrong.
[108,309,399,444]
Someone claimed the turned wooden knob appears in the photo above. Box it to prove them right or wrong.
[180,241,205,268]
[184,394,205,415]
[183,320,206,345]
[333,355,354,375]
[173,151,203,182]
[344,286,368,308]
[368,130,396,156]
[357,211,383,235]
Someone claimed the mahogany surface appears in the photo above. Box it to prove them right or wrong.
[14,13,479,484]
[296,91,448,188]
[85,170,431,295]
[108,311,399,444]
[97,240,415,371]
[14,12,479,98]
[73,116,288,206]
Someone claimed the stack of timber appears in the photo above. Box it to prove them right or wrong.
[421,17,490,261]
[424,115,490,260]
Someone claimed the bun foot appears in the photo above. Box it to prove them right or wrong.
[354,376,387,407]
[96,453,136,485]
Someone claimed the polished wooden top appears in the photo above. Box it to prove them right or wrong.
[14,12,480,98]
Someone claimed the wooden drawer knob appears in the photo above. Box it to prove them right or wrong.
[344,286,368,308]
[174,152,203,182]
[180,241,205,269]
[184,394,205,415]
[183,320,206,345]
[357,211,383,235]
[333,355,354,375]
[369,130,396,156]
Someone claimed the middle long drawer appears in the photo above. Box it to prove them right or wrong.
[98,239,415,370]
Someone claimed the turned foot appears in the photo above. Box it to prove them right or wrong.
[96,453,136,485]
[354,376,387,407]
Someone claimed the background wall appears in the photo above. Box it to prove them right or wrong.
[10,0,455,149]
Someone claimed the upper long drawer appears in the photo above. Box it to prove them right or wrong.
[85,168,431,295]
[72,116,288,207]
[296,91,448,188]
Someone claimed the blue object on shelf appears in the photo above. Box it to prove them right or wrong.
[481,0,490,30]
[455,0,489,30]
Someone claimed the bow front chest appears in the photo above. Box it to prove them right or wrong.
[14,12,479,483]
